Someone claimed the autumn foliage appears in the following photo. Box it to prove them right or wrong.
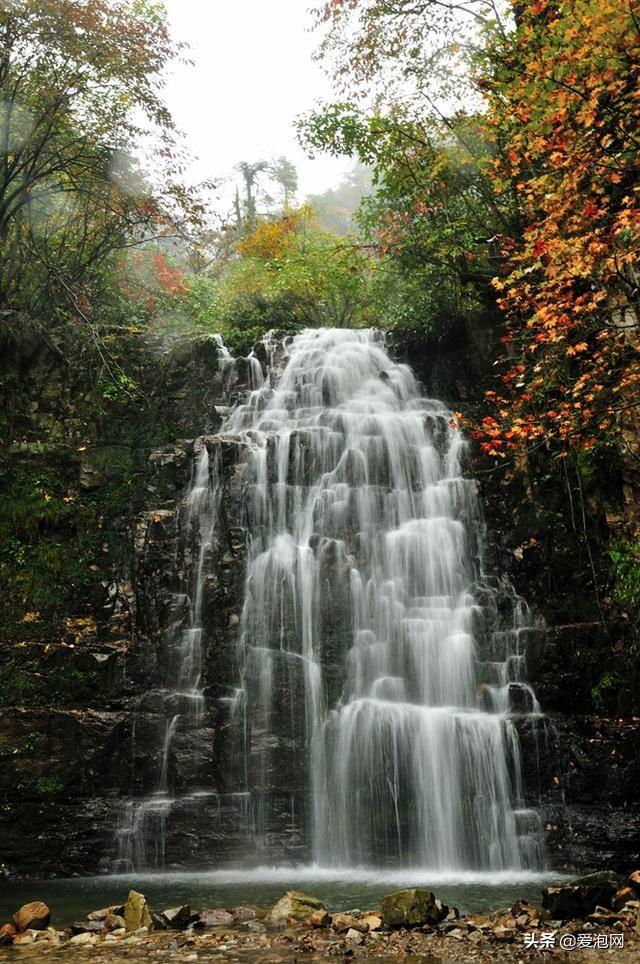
[479,0,640,456]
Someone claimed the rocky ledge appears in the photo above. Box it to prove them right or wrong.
[1,872,640,961]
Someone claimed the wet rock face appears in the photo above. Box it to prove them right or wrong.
[518,715,640,872]
[542,872,622,920]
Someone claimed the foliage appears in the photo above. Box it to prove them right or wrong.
[15,776,64,801]
[299,102,511,344]
[0,0,207,320]
[165,205,376,351]
[309,0,640,460]
[591,670,621,715]
[607,538,640,616]
[480,0,640,456]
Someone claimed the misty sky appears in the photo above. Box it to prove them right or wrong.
[162,0,350,213]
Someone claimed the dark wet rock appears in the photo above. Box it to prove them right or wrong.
[13,901,50,932]
[542,873,620,919]
[572,869,625,888]
[382,889,442,928]
[160,905,191,929]
[266,891,326,924]
[123,890,152,932]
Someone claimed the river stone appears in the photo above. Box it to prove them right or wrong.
[0,924,15,946]
[265,891,326,923]
[13,901,50,932]
[161,905,191,929]
[308,909,331,928]
[71,920,104,935]
[232,906,259,924]
[70,932,99,945]
[361,912,383,931]
[198,909,234,927]
[123,890,152,932]
[332,913,368,934]
[87,904,124,922]
[382,889,439,927]
[105,912,126,931]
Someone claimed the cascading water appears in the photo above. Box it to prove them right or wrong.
[114,439,216,869]
[229,328,544,870]
[115,327,545,872]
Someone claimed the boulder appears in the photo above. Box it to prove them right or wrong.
[198,909,234,928]
[345,927,364,944]
[161,905,191,929]
[542,873,619,920]
[265,891,326,924]
[0,924,15,946]
[13,901,50,932]
[123,890,152,932]
[382,889,441,928]
[629,870,640,891]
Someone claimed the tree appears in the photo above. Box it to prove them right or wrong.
[236,159,270,231]
[0,0,204,317]
[299,101,515,344]
[269,156,298,207]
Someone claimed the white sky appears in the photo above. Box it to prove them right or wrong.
[162,0,350,214]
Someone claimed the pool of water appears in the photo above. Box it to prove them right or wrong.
[0,866,563,926]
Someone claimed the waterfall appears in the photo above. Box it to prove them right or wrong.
[228,328,543,870]
[115,327,545,872]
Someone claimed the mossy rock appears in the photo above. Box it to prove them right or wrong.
[123,890,152,932]
[382,888,438,927]
[265,891,325,923]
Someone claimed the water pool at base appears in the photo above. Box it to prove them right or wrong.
[0,867,563,927]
